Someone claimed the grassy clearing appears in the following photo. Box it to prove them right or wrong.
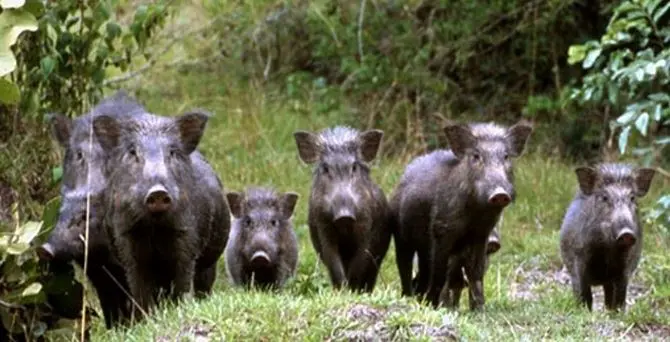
[80,65,670,341]
[73,2,670,340]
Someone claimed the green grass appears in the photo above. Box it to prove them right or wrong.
[74,3,670,340]
[79,66,670,341]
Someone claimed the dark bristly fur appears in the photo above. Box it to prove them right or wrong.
[560,162,655,311]
[39,90,145,328]
[224,187,299,289]
[92,109,229,320]
[294,126,391,292]
[391,120,532,310]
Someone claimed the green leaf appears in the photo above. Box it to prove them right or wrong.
[567,45,587,65]
[21,282,42,297]
[619,125,631,155]
[6,241,30,255]
[583,48,602,69]
[41,196,60,229]
[0,8,38,76]
[51,166,62,183]
[635,112,649,136]
[607,81,618,105]
[106,22,122,40]
[0,77,20,104]
[616,111,636,125]
[653,2,670,23]
[39,56,55,78]
[653,104,662,121]
[16,221,42,245]
[0,0,25,9]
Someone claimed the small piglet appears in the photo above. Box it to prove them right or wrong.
[224,187,299,289]
[560,163,655,311]
[294,126,391,292]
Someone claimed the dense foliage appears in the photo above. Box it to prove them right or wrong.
[1,1,170,340]
[568,0,669,229]
[207,0,619,156]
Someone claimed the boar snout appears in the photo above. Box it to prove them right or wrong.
[333,207,356,228]
[37,243,56,261]
[145,184,172,214]
[616,227,637,247]
[486,235,501,255]
[487,186,511,207]
[251,251,271,268]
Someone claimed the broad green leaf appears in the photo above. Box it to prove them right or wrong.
[653,104,662,120]
[16,221,42,245]
[616,111,636,124]
[21,282,42,297]
[619,125,631,154]
[655,136,670,145]
[0,8,39,49]
[6,241,30,255]
[0,77,20,104]
[607,81,618,105]
[567,45,587,65]
[583,48,602,69]
[0,8,38,76]
[653,2,670,23]
[41,196,60,230]
[39,56,55,78]
[635,112,649,136]
[0,0,25,8]
[649,93,670,102]
[51,166,62,183]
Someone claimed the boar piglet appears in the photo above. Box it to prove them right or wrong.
[294,126,391,292]
[224,187,299,289]
[92,111,211,316]
[560,163,655,311]
[423,120,532,310]
[38,90,146,328]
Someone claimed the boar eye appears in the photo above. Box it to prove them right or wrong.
[128,147,137,157]
[351,163,358,173]
[243,217,252,227]
[271,219,278,227]
[169,149,177,158]
[504,153,509,161]
[75,151,84,161]
[600,195,608,202]
[321,164,329,174]
[630,195,636,203]
[472,153,481,161]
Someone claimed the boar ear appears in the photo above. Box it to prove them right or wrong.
[359,129,384,162]
[93,115,121,152]
[48,113,72,148]
[293,131,320,164]
[442,122,475,159]
[575,166,598,195]
[226,192,244,218]
[634,167,656,197]
[506,120,533,157]
[177,111,210,154]
[281,192,299,218]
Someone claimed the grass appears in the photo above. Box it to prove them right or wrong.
[65,2,670,340]
[79,66,670,341]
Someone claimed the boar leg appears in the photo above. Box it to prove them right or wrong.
[193,265,216,299]
[462,243,487,311]
[612,277,629,311]
[414,248,432,298]
[572,266,593,310]
[319,239,347,289]
[394,236,415,297]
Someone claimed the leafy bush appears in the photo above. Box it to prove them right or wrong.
[0,198,91,341]
[0,0,172,219]
[1,1,173,339]
[206,0,618,156]
[568,0,669,229]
